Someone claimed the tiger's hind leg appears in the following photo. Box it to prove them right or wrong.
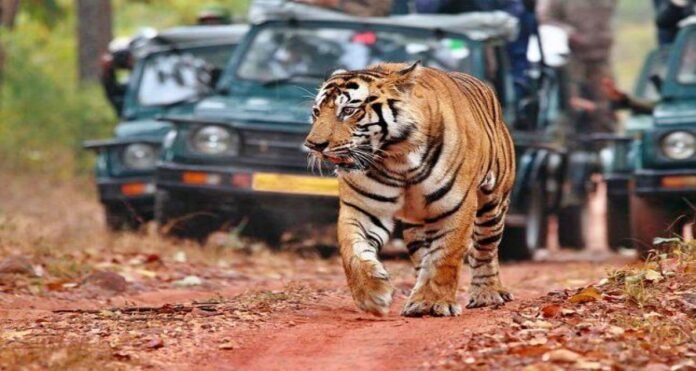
[466,193,513,308]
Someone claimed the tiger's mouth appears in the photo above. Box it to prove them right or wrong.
[324,155,355,166]
[323,154,363,171]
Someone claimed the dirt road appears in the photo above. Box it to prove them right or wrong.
[1,252,631,370]
[0,173,637,370]
[203,258,629,371]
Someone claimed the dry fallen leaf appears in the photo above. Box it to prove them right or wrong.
[541,304,562,319]
[576,360,602,370]
[146,337,164,349]
[542,349,582,363]
[607,326,625,337]
[522,364,563,371]
[529,336,548,346]
[568,287,602,304]
[218,341,238,350]
[173,275,203,287]
[510,345,551,357]
[644,269,663,282]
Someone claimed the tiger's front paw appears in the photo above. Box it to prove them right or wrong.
[346,257,394,316]
[466,286,513,308]
[401,298,462,317]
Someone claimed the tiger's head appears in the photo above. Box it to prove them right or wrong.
[304,61,424,172]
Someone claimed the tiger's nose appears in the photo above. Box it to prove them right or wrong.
[304,140,329,153]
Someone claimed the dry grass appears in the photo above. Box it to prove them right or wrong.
[607,238,696,306]
[0,341,136,371]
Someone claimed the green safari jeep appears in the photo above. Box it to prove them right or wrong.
[155,15,586,259]
[604,22,696,253]
[84,25,248,230]
[601,47,669,249]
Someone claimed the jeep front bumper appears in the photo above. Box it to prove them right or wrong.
[634,169,696,196]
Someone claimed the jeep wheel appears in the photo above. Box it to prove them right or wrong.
[104,203,144,231]
[606,194,631,251]
[557,203,588,249]
[155,190,222,242]
[500,184,548,261]
[242,210,286,247]
[629,194,681,257]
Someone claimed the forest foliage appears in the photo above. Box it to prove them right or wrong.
[0,0,249,176]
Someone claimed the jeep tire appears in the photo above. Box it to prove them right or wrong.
[500,182,548,261]
[607,194,631,250]
[557,203,588,249]
[629,194,686,257]
[104,203,144,231]
[155,190,222,242]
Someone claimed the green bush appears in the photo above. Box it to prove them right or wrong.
[0,0,250,177]
[0,22,115,177]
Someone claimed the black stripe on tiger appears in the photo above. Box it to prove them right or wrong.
[425,195,465,224]
[406,139,444,185]
[475,210,505,228]
[406,229,452,255]
[424,161,462,205]
[476,199,498,217]
[346,220,383,250]
[365,170,405,187]
[345,179,398,203]
[421,245,443,259]
[341,200,391,237]
[407,135,441,172]
[474,222,505,238]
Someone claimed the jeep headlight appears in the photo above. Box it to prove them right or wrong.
[191,125,239,155]
[122,143,158,170]
[661,131,695,160]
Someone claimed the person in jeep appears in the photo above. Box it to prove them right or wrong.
[602,25,696,114]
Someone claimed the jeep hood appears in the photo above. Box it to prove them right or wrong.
[194,95,311,126]
[654,100,696,126]
[114,119,173,139]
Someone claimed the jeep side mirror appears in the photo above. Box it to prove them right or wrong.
[100,49,133,117]
[100,53,128,116]
[649,74,663,93]
[209,67,223,89]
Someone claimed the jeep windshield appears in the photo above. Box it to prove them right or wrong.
[676,29,695,85]
[137,45,233,106]
[236,24,473,85]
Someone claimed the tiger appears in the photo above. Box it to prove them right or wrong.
[304,61,516,317]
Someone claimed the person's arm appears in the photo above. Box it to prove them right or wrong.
[537,0,574,34]
[602,78,656,115]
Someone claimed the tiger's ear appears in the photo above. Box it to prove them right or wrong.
[331,69,347,76]
[391,60,421,93]
[397,60,421,77]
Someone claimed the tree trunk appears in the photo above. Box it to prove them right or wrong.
[0,0,21,106]
[1,0,20,28]
[76,0,112,82]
